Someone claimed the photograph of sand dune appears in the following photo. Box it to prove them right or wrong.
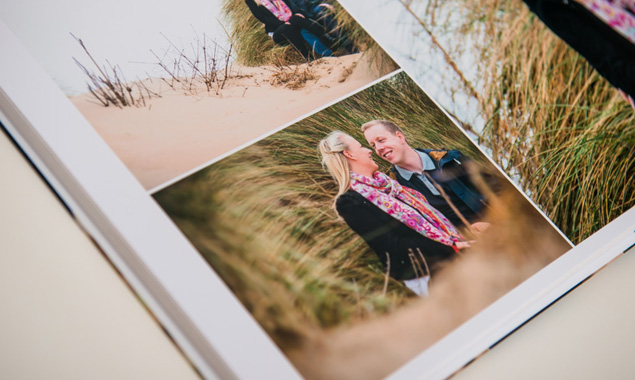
[72,52,392,190]
[0,0,397,190]
[154,72,572,379]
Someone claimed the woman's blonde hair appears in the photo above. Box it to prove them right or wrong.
[318,131,351,202]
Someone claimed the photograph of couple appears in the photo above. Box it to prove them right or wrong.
[153,72,571,379]
[319,120,492,296]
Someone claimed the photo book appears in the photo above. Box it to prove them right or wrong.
[0,0,633,379]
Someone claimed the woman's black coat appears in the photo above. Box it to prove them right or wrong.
[336,190,457,280]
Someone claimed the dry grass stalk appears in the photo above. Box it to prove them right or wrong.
[382,252,391,296]
[74,30,235,106]
[72,34,159,108]
[269,58,318,89]
[151,33,235,96]
[400,0,481,103]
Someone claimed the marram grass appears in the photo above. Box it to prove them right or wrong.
[404,0,634,243]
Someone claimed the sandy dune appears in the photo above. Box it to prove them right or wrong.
[72,53,389,190]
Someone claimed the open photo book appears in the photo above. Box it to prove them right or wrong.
[1,0,633,379]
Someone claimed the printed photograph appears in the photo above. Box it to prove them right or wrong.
[345,0,635,244]
[153,72,571,379]
[0,0,397,190]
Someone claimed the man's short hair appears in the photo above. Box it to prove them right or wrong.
[360,120,405,136]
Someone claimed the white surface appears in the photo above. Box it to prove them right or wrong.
[457,245,635,379]
[0,130,200,380]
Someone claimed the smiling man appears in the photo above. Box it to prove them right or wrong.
[361,119,490,230]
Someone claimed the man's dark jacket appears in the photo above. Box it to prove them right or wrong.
[391,149,487,227]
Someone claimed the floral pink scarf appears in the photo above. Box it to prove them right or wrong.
[575,0,635,44]
[259,0,293,22]
[350,171,463,248]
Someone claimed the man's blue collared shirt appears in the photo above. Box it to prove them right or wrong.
[394,151,441,196]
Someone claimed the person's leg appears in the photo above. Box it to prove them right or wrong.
[289,15,338,57]
[299,29,333,57]
[272,24,310,59]
[310,6,358,53]
[403,276,430,297]
[289,14,328,37]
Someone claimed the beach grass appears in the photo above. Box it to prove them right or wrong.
[153,72,497,349]
[403,0,635,243]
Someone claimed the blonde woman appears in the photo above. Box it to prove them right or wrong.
[319,131,469,296]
